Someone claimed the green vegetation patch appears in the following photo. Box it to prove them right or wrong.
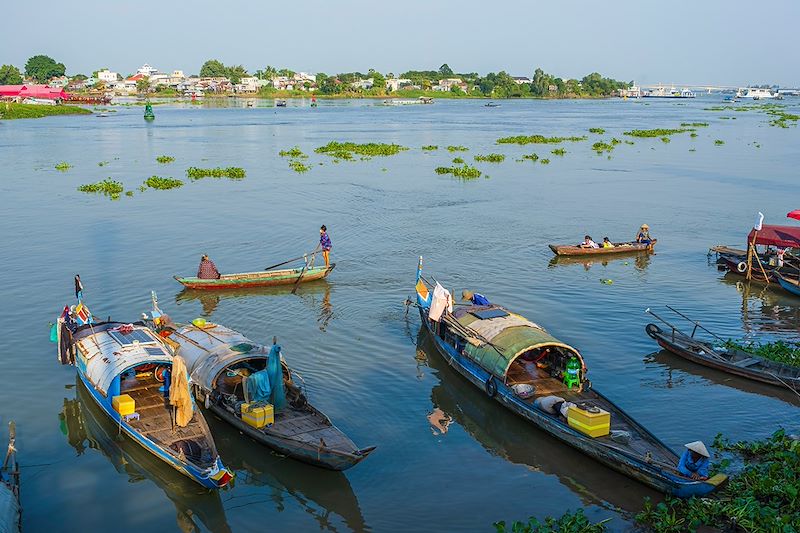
[435,164,482,179]
[540,158,550,164]
[156,155,175,164]
[715,139,725,145]
[452,157,465,164]
[681,122,709,127]
[421,145,438,151]
[474,153,505,163]
[592,141,614,154]
[724,339,799,367]
[446,145,469,152]
[660,137,670,143]
[55,161,72,172]
[551,148,566,156]
[0,103,92,120]
[637,429,800,532]
[521,153,539,162]
[289,160,310,173]
[588,128,605,134]
[497,134,587,145]
[315,141,408,159]
[495,509,609,533]
[186,167,246,180]
[144,176,183,190]
[279,147,308,159]
[623,128,688,138]
[78,178,125,200]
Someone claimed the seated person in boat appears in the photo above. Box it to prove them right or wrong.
[197,254,221,279]
[636,224,653,245]
[461,290,490,306]
[602,237,614,248]
[677,440,710,480]
[579,235,600,249]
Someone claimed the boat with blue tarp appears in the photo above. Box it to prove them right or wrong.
[54,296,233,489]
[412,257,726,497]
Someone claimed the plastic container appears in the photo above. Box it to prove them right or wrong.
[241,403,274,429]
[112,394,136,416]
[567,403,610,438]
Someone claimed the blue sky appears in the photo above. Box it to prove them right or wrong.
[3,0,799,86]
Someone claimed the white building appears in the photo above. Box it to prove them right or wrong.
[97,69,119,83]
[513,76,532,85]
[434,78,467,92]
[137,63,159,77]
[351,78,374,90]
[386,78,412,92]
[236,77,261,92]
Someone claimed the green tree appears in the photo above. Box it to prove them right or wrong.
[277,68,295,78]
[226,65,248,84]
[24,55,66,83]
[136,78,150,93]
[439,63,453,76]
[199,59,227,78]
[368,69,386,91]
[0,64,23,85]
[71,73,88,81]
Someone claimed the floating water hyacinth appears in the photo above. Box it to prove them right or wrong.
[623,128,688,138]
[156,155,175,164]
[279,147,308,159]
[446,145,469,152]
[55,162,72,171]
[144,176,183,190]
[496,134,587,145]
[186,167,246,180]
[474,153,505,162]
[715,139,725,145]
[550,148,566,156]
[452,157,464,164]
[315,141,408,159]
[588,128,605,134]
[421,145,438,151]
[78,178,125,199]
[435,164,481,179]
[288,160,310,173]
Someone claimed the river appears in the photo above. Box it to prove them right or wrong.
[0,96,798,532]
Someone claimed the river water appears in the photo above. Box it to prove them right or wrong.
[1,96,798,532]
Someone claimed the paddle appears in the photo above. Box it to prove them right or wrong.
[263,251,320,272]
[292,244,320,295]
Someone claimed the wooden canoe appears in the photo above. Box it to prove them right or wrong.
[549,240,656,256]
[646,323,800,392]
[776,271,800,297]
[174,264,335,290]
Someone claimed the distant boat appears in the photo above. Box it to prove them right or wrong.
[485,102,501,107]
[643,86,695,98]
[549,240,657,256]
[736,87,779,99]
[246,100,254,107]
[276,99,287,107]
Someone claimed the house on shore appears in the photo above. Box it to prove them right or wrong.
[0,84,70,102]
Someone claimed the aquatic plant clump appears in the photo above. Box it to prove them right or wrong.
[550,148,566,156]
[497,134,587,145]
[592,141,614,154]
[495,509,609,533]
[315,141,408,159]
[55,162,72,171]
[540,158,550,164]
[714,139,725,145]
[588,128,605,134]
[78,178,125,199]
[680,122,709,127]
[144,176,183,190]
[474,153,505,163]
[452,157,465,164]
[156,155,175,164]
[623,128,688,138]
[186,167,246,180]
[279,147,308,159]
[446,145,469,152]
[724,340,800,367]
[421,145,438,151]
[521,153,539,162]
[288,160,310,173]
[435,164,482,179]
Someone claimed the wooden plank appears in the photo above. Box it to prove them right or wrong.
[733,357,761,368]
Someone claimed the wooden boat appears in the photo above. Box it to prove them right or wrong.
[710,224,800,281]
[0,422,20,533]
[549,240,656,256]
[276,99,287,107]
[55,307,233,489]
[413,258,726,497]
[775,271,800,297]
[174,264,335,290]
[644,307,800,393]
[162,321,374,471]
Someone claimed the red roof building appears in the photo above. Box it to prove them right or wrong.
[0,84,69,100]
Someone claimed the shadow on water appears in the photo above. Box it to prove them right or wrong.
[718,274,800,335]
[414,327,658,513]
[203,411,369,533]
[548,253,653,272]
[61,378,233,533]
[644,349,800,407]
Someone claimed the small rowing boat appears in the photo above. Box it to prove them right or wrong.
[775,271,800,297]
[158,316,374,471]
[645,307,800,393]
[55,301,232,489]
[549,240,656,256]
[174,264,335,290]
[412,258,725,497]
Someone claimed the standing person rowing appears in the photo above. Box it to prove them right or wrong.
[320,225,332,268]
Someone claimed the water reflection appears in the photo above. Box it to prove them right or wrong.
[60,379,232,533]
[719,274,800,336]
[643,350,800,407]
[175,281,335,330]
[205,412,369,532]
[415,328,655,511]
[548,253,652,272]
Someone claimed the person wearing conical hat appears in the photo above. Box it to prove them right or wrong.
[677,440,710,480]
[462,290,490,306]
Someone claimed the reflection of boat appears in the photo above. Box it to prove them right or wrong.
[174,264,335,290]
[205,411,369,532]
[548,253,652,271]
[718,273,800,336]
[164,321,374,470]
[62,379,232,532]
[0,422,20,533]
[56,306,232,488]
[417,328,658,510]
[413,258,726,497]
[644,318,800,393]
[549,240,656,256]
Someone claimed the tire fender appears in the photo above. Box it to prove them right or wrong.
[485,376,497,398]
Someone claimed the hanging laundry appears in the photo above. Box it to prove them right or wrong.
[429,283,453,322]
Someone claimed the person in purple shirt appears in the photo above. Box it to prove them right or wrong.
[319,225,332,267]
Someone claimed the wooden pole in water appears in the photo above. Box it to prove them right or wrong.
[746,231,756,280]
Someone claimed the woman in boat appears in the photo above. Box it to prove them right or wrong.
[579,235,599,249]
[636,224,653,245]
[677,441,710,480]
[197,255,221,279]
[461,290,490,306]
[320,225,332,268]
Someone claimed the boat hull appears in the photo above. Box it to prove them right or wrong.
[175,264,335,290]
[549,240,656,256]
[419,309,719,497]
[776,272,800,297]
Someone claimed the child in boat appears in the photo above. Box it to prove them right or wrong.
[580,235,599,248]
[602,237,614,248]
[677,441,710,480]
[320,225,332,267]
[197,255,221,279]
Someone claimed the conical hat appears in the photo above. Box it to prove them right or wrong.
[685,440,709,457]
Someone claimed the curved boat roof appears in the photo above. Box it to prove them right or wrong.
[171,324,266,390]
[453,307,584,380]
[72,323,174,396]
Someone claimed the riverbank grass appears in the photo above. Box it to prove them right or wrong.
[0,103,92,120]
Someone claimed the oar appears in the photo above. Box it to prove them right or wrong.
[292,244,320,295]
[264,251,320,272]
[665,305,727,343]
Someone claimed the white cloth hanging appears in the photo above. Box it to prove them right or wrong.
[428,283,453,322]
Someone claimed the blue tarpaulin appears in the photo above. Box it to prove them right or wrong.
[246,370,272,403]
[267,344,286,410]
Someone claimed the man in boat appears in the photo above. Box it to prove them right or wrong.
[320,225,332,268]
[636,224,653,245]
[602,237,614,249]
[579,235,599,249]
[197,254,221,279]
[677,440,710,480]
[462,290,490,306]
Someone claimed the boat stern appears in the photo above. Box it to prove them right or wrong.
[204,457,234,489]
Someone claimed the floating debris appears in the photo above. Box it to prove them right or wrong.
[715,139,725,145]
[680,122,709,127]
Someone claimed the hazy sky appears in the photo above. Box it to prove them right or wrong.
[3,0,798,87]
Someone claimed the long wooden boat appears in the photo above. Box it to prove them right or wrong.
[413,257,725,497]
[0,422,20,533]
[645,323,800,392]
[55,309,233,489]
[174,264,335,290]
[776,271,800,297]
[549,240,656,256]
[162,321,374,471]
